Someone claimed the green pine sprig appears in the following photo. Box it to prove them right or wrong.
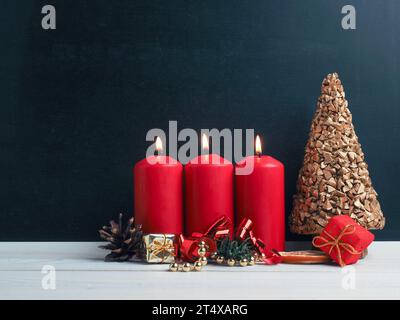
[216,237,253,260]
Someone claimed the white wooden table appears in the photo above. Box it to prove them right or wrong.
[0,242,399,300]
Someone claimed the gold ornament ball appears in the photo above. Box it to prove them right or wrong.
[239,258,248,267]
[198,241,206,249]
[216,256,224,264]
[227,258,235,267]
[198,247,207,257]
[169,263,179,272]
[199,256,208,266]
[182,263,192,272]
[194,261,203,271]
[248,256,255,266]
[210,252,218,260]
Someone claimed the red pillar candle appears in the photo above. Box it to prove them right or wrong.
[235,135,285,251]
[184,135,234,235]
[134,137,183,234]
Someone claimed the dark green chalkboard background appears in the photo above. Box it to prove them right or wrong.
[1,0,399,240]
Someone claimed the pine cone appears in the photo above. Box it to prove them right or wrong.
[99,213,144,262]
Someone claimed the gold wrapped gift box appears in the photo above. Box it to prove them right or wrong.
[143,234,176,263]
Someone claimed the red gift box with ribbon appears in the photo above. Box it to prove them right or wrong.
[312,215,374,267]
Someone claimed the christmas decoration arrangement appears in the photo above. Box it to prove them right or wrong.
[99,72,384,271]
[99,214,282,271]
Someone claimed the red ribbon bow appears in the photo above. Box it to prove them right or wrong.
[236,218,282,265]
[179,216,232,262]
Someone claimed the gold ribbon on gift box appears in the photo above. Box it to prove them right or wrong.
[146,234,175,263]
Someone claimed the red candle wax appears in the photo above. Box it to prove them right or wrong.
[235,154,285,251]
[185,154,234,236]
[134,155,183,234]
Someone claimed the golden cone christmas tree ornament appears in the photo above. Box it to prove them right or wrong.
[290,73,385,235]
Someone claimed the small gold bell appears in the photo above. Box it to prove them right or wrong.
[169,263,179,272]
[193,261,203,271]
[216,256,224,264]
[227,258,235,267]
[239,258,248,267]
[182,262,192,272]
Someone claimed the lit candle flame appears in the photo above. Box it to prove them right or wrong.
[255,135,262,156]
[155,137,163,154]
[202,133,209,152]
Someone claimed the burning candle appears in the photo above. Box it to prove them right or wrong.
[184,134,234,235]
[235,135,285,251]
[134,137,183,234]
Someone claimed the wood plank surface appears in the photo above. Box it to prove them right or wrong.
[0,242,399,299]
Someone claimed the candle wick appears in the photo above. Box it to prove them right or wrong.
[155,149,163,158]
